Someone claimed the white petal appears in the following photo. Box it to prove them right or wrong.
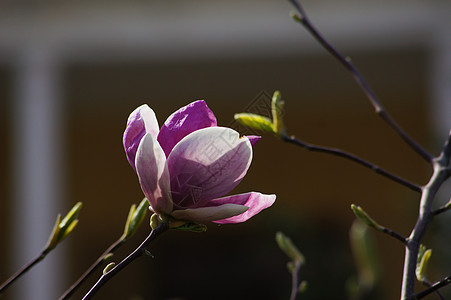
[167,127,252,207]
[171,204,248,223]
[135,133,172,214]
[139,104,160,137]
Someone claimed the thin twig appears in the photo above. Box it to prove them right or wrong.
[82,222,168,300]
[0,249,48,294]
[420,279,446,300]
[281,134,422,192]
[290,261,302,300]
[287,0,433,163]
[59,238,125,300]
[432,197,451,216]
[380,227,407,245]
[412,276,451,300]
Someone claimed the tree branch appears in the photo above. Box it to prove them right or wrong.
[59,238,125,300]
[290,261,302,300]
[0,249,48,294]
[287,0,433,163]
[281,134,422,192]
[412,276,451,300]
[82,222,168,300]
[401,154,451,298]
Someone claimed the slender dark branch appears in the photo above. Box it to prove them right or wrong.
[412,276,451,300]
[59,238,125,300]
[380,227,407,245]
[402,158,449,299]
[290,262,302,300]
[420,279,446,300]
[287,0,433,163]
[432,198,451,216]
[281,134,422,192]
[0,249,48,294]
[82,222,168,300]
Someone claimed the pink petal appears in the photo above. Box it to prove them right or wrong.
[171,204,248,223]
[123,105,160,170]
[157,100,217,157]
[211,192,276,224]
[135,133,173,215]
[246,135,261,146]
[167,127,252,209]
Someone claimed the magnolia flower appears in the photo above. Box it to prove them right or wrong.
[123,100,276,224]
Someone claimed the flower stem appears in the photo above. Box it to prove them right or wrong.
[59,238,125,300]
[281,134,422,192]
[287,0,433,163]
[82,222,168,300]
[0,248,50,294]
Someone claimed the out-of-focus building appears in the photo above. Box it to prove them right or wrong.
[0,1,450,299]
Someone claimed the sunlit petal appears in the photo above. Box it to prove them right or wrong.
[211,192,276,224]
[158,100,217,157]
[123,104,159,170]
[135,133,172,214]
[171,204,248,223]
[167,127,252,208]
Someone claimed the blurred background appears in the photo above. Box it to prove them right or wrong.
[1,0,450,299]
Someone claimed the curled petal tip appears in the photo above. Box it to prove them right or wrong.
[123,105,159,170]
[246,135,261,146]
[212,192,276,224]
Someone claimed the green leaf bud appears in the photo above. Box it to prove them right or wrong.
[275,231,305,264]
[44,214,62,252]
[58,202,82,232]
[60,219,79,241]
[271,90,285,135]
[287,261,296,273]
[103,263,115,275]
[170,220,207,232]
[298,280,308,294]
[150,213,161,230]
[416,245,432,281]
[351,204,383,232]
[45,202,83,252]
[290,11,303,23]
[234,113,276,134]
[349,219,380,290]
[123,198,149,240]
[103,253,114,262]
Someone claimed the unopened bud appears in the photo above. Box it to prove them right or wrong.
[234,113,276,134]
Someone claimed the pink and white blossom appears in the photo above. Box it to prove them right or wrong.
[123,100,275,224]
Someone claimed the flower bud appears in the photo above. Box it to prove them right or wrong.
[416,245,432,281]
[122,198,149,240]
[150,213,161,230]
[276,231,305,264]
[271,91,285,135]
[103,263,116,275]
[234,113,276,134]
[45,202,82,252]
[351,204,383,232]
